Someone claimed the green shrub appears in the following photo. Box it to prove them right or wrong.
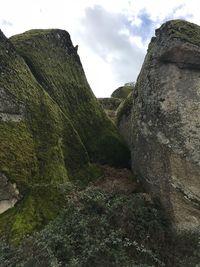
[0,187,199,267]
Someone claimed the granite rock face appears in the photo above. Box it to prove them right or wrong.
[131,20,200,231]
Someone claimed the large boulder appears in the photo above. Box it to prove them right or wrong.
[10,30,129,167]
[0,29,129,242]
[131,20,200,231]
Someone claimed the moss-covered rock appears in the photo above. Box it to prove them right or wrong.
[0,29,91,242]
[98,97,122,122]
[0,28,130,242]
[111,83,134,99]
[98,97,121,111]
[116,92,133,146]
[10,29,130,167]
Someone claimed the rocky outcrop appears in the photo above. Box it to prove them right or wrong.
[11,30,129,167]
[111,83,134,99]
[0,29,129,241]
[116,92,133,147]
[98,83,134,123]
[131,20,200,231]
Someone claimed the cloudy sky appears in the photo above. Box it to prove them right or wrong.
[0,0,199,96]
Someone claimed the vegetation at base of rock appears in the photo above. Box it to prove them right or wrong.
[0,185,199,267]
[10,29,130,168]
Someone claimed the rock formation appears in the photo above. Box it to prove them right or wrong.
[111,83,134,99]
[98,83,134,123]
[131,20,200,231]
[98,97,121,122]
[11,29,129,167]
[0,29,129,241]
[116,91,133,147]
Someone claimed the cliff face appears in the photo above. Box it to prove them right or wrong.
[0,29,129,241]
[10,29,129,167]
[131,20,200,231]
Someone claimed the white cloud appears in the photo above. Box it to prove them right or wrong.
[0,0,199,97]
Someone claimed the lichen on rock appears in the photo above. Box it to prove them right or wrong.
[131,20,200,232]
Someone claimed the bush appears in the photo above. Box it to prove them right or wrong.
[0,187,199,267]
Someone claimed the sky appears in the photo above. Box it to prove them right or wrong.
[0,0,200,97]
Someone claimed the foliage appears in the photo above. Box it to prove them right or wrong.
[0,188,168,267]
[0,186,200,266]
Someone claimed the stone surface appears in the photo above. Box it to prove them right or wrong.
[116,92,133,147]
[0,173,20,214]
[131,20,200,231]
[0,87,25,122]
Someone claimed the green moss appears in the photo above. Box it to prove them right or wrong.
[71,163,104,186]
[158,20,200,46]
[10,29,130,167]
[0,30,90,242]
[116,92,133,126]
[0,27,130,242]
[111,85,133,99]
[0,121,37,190]
[0,184,68,244]
[98,97,121,110]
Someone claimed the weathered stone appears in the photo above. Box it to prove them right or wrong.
[131,20,200,231]
[0,87,25,122]
[0,173,20,214]
[116,92,133,147]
